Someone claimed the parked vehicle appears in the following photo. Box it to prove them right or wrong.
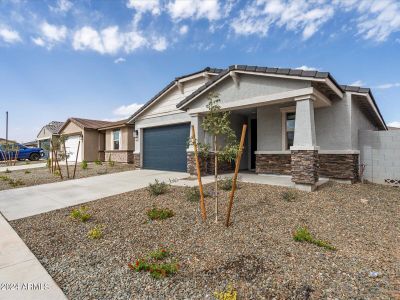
[0,144,45,161]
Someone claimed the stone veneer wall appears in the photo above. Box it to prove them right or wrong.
[187,152,234,175]
[319,154,359,183]
[291,150,319,185]
[104,150,134,164]
[133,153,140,168]
[255,154,291,175]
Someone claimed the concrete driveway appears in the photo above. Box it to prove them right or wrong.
[0,169,188,221]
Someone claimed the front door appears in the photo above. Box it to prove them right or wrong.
[250,119,257,169]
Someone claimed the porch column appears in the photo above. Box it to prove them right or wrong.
[291,95,319,192]
[187,114,206,175]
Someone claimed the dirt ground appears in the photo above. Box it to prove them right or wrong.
[11,181,400,300]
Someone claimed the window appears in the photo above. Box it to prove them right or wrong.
[286,112,295,149]
[113,130,120,150]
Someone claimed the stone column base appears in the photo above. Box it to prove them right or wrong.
[319,154,359,183]
[186,152,234,175]
[133,153,141,169]
[104,150,134,163]
[291,150,319,188]
[187,152,208,175]
[255,154,291,175]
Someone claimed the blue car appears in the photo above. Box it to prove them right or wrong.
[0,144,45,161]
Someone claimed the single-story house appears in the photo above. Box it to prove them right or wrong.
[36,121,64,157]
[23,140,40,148]
[58,117,134,163]
[128,65,387,191]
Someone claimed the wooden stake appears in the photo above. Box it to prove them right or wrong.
[226,124,247,227]
[51,140,63,180]
[214,135,218,223]
[73,140,80,179]
[55,150,63,180]
[191,125,206,221]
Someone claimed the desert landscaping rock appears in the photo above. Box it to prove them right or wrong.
[10,182,399,299]
[0,162,134,191]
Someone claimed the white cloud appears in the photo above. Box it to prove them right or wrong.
[350,80,366,87]
[113,103,143,118]
[388,121,400,128]
[296,65,318,71]
[114,57,126,64]
[374,82,400,89]
[167,0,221,21]
[335,0,400,42]
[0,26,22,43]
[127,0,160,15]
[152,36,167,51]
[72,26,148,54]
[32,22,67,49]
[179,25,189,35]
[231,0,334,39]
[49,0,73,13]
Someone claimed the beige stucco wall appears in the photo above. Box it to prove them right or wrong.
[105,127,134,151]
[60,122,83,135]
[37,127,53,140]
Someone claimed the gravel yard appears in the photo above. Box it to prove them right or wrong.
[10,181,399,299]
[0,162,134,191]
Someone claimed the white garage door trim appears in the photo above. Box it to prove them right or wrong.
[65,135,82,162]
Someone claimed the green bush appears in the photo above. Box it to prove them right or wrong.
[281,190,297,202]
[24,170,31,174]
[0,175,10,181]
[218,177,239,191]
[293,227,336,251]
[81,160,88,170]
[149,248,170,260]
[147,207,174,220]
[88,225,103,239]
[8,179,25,187]
[70,206,91,222]
[94,159,102,166]
[147,179,169,196]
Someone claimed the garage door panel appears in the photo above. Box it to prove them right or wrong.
[143,123,189,172]
[65,135,82,162]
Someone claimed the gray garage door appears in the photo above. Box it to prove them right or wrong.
[143,123,190,172]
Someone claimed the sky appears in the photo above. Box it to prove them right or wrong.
[0,0,400,142]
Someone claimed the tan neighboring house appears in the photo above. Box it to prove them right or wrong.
[36,121,64,158]
[58,117,134,163]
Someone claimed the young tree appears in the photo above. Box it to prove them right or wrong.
[201,92,238,222]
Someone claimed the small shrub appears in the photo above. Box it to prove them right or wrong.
[214,284,238,300]
[149,248,170,260]
[24,170,31,174]
[0,175,10,181]
[128,249,178,280]
[54,170,61,177]
[5,169,11,174]
[148,179,169,196]
[293,227,336,251]
[282,190,297,202]
[108,156,115,167]
[88,225,103,239]
[46,158,51,168]
[185,186,200,202]
[81,160,88,170]
[147,207,174,220]
[94,159,102,166]
[70,206,91,222]
[218,177,239,191]
[8,179,25,187]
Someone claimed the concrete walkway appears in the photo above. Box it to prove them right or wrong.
[0,213,67,300]
[0,169,188,221]
[0,163,47,173]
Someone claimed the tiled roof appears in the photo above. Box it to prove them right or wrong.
[45,121,64,133]
[340,85,371,93]
[128,67,223,121]
[68,118,114,130]
[176,65,342,108]
[97,118,131,130]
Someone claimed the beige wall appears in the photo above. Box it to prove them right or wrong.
[60,122,83,135]
[105,127,134,151]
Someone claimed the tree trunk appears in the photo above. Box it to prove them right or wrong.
[214,135,218,223]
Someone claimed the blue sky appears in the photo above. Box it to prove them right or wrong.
[0,0,400,142]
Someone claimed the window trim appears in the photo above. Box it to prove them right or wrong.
[280,106,296,151]
[112,129,121,150]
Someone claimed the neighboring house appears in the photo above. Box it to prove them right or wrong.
[0,138,16,145]
[37,121,64,157]
[23,140,39,147]
[58,118,134,163]
[128,65,386,191]
[388,126,400,130]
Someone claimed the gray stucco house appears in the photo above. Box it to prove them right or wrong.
[128,65,386,191]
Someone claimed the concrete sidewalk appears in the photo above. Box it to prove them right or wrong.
[0,163,47,173]
[0,213,67,300]
[0,169,188,221]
